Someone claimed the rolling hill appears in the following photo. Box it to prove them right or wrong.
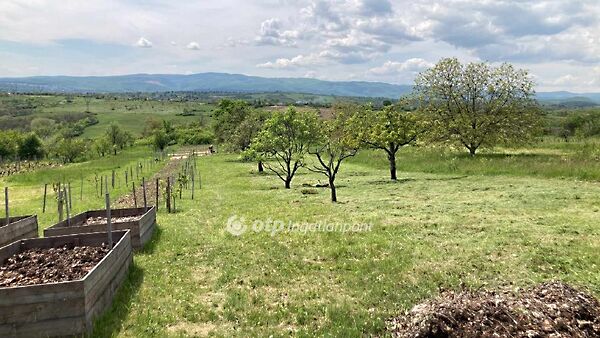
[0,73,599,104]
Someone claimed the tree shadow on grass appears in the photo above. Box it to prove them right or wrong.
[368,178,415,185]
[90,263,145,338]
[424,175,468,181]
[457,152,562,160]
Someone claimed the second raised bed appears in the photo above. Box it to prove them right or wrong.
[44,206,156,249]
[0,215,38,248]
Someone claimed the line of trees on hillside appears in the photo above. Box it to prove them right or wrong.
[213,58,543,202]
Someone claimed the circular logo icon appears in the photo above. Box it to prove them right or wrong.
[226,215,247,236]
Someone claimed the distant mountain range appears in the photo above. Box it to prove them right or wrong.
[0,73,411,99]
[0,72,599,104]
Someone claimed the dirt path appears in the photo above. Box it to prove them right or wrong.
[115,149,210,209]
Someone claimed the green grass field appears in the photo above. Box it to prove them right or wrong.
[2,142,600,337]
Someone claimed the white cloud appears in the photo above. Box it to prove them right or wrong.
[186,42,201,50]
[135,37,153,48]
[257,53,326,69]
[369,58,433,75]
[254,18,300,46]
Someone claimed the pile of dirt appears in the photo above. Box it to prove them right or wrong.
[0,245,109,287]
[83,215,141,226]
[386,282,600,338]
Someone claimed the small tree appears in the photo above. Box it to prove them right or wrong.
[247,107,319,189]
[30,117,56,139]
[153,130,170,152]
[414,58,541,155]
[309,110,360,202]
[105,123,133,155]
[54,139,87,163]
[93,137,112,157]
[0,130,21,160]
[353,103,425,180]
[18,133,44,160]
[232,109,271,172]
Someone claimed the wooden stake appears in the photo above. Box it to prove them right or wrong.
[142,177,147,211]
[191,170,195,200]
[43,183,47,213]
[125,170,128,186]
[68,182,72,210]
[132,182,137,208]
[64,187,71,227]
[58,190,64,222]
[111,170,115,188]
[166,177,171,213]
[155,178,159,212]
[105,192,113,249]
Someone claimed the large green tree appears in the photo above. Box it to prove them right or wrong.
[248,107,320,189]
[212,99,252,146]
[213,99,270,172]
[354,103,425,180]
[309,109,360,202]
[414,58,541,156]
[232,109,271,172]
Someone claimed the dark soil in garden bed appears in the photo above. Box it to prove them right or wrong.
[0,245,109,287]
[386,281,600,338]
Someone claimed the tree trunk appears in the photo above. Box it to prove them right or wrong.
[388,151,397,180]
[468,146,477,156]
[284,177,291,189]
[258,161,264,173]
[329,178,337,202]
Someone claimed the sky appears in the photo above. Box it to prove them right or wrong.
[0,0,599,92]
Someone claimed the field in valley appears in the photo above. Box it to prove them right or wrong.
[2,140,599,337]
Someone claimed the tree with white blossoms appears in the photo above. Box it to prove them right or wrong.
[414,58,542,156]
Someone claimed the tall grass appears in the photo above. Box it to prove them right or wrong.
[351,138,600,181]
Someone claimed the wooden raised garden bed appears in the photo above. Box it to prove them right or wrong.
[44,206,156,250]
[0,215,38,248]
[0,230,132,337]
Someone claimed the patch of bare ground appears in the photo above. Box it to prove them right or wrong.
[386,281,600,338]
[167,322,218,337]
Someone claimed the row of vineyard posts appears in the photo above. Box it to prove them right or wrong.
[2,151,203,226]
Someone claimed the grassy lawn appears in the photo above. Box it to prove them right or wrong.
[74,148,600,337]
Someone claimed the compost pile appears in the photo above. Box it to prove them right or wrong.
[83,215,141,226]
[386,282,600,338]
[0,245,109,287]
